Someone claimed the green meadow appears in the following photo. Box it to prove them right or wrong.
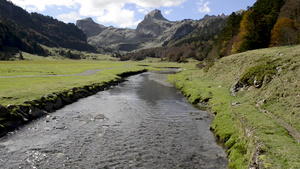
[0,53,193,106]
[1,45,299,168]
[169,45,300,168]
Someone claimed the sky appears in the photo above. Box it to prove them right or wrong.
[9,0,257,28]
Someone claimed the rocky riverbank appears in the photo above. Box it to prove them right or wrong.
[0,69,147,137]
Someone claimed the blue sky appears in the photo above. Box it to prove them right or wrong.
[10,0,257,28]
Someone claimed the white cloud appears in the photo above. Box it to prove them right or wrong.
[57,12,82,23]
[137,6,151,15]
[10,0,77,12]
[165,9,173,15]
[95,3,137,28]
[197,0,211,13]
[9,0,187,28]
[127,0,186,8]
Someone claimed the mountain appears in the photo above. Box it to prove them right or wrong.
[120,15,227,61]
[136,9,174,38]
[76,9,227,53]
[0,0,96,59]
[77,18,136,52]
[121,0,300,61]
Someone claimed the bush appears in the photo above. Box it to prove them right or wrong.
[239,60,278,86]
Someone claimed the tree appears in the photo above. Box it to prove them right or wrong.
[232,10,253,53]
[238,0,285,51]
[270,17,298,46]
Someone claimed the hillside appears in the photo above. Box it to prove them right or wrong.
[0,0,96,60]
[199,0,300,58]
[169,45,300,168]
[114,0,300,62]
[76,10,227,53]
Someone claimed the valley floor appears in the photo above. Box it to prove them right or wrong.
[0,46,299,168]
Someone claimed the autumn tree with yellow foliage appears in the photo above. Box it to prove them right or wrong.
[270,17,298,46]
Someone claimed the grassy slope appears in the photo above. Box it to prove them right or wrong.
[169,45,300,168]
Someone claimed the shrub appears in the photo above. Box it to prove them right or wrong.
[239,60,278,86]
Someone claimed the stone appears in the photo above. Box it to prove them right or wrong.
[29,107,47,118]
[256,99,266,107]
[0,104,10,117]
[277,51,283,56]
[1,120,22,131]
[231,101,241,106]
[230,81,244,96]
[44,102,54,112]
[45,94,54,98]
[254,76,262,88]
[248,86,256,91]
[53,97,63,110]
[276,66,283,73]
[60,96,72,105]
[0,125,7,137]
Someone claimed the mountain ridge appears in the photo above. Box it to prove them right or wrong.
[76,9,227,53]
[0,0,96,59]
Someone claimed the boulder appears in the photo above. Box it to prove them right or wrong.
[43,96,63,112]
[1,120,22,131]
[18,105,30,114]
[44,102,55,112]
[28,107,47,118]
[231,101,241,106]
[0,125,7,137]
[0,104,10,117]
[230,81,244,96]
[60,96,72,105]
[254,76,262,88]
[256,99,266,107]
[53,97,63,110]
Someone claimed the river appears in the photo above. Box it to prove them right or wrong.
[0,71,228,168]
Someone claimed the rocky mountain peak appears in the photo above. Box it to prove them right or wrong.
[76,8,227,53]
[82,17,94,22]
[76,17,106,38]
[76,17,103,28]
[144,9,168,21]
[136,9,172,37]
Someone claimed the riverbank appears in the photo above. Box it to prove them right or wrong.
[0,69,147,137]
[168,45,300,168]
[0,71,228,168]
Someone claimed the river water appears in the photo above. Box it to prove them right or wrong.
[0,71,228,168]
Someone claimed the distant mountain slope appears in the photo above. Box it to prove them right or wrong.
[0,0,95,59]
[76,9,227,53]
[119,0,300,61]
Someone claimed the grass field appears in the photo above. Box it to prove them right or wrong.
[0,52,194,106]
[1,46,299,168]
[169,45,300,168]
